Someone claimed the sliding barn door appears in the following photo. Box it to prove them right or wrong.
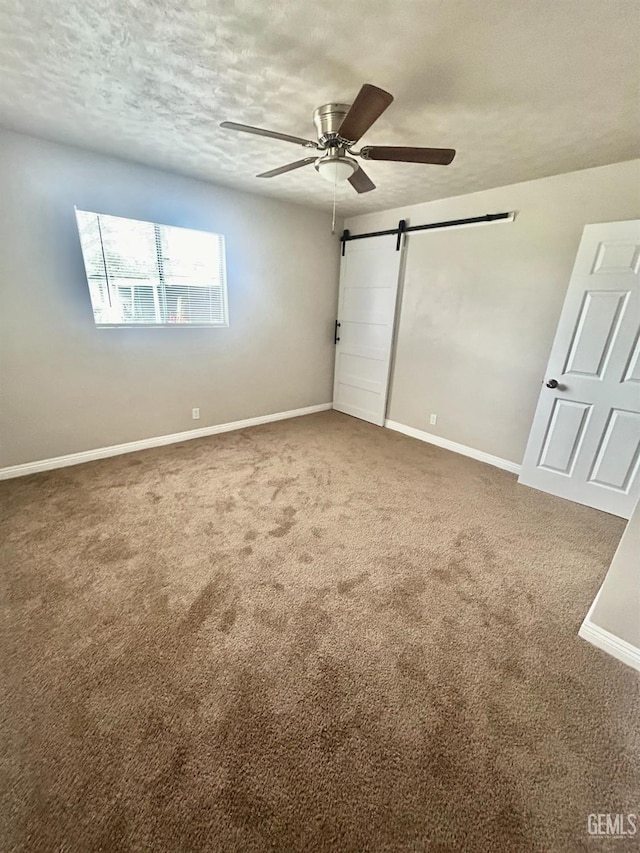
[519,220,640,518]
[333,235,402,426]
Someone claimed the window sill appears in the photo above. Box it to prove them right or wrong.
[94,323,230,329]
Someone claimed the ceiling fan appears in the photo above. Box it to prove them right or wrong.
[220,84,456,194]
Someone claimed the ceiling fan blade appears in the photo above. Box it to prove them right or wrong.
[220,121,318,149]
[256,157,317,178]
[337,84,394,143]
[361,146,456,165]
[348,166,376,194]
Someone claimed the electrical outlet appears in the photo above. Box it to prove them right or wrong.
[430,413,437,426]
[192,408,200,420]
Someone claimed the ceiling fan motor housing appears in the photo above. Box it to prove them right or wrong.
[313,103,351,147]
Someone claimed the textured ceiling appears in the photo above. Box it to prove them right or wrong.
[1,0,638,216]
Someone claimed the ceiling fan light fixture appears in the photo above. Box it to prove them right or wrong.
[315,156,357,184]
[221,84,457,196]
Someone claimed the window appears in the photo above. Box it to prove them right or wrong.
[75,210,228,327]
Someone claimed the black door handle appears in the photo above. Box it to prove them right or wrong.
[546,379,559,389]
[334,320,341,344]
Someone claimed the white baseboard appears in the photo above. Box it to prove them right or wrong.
[384,419,521,475]
[579,619,640,673]
[0,403,332,480]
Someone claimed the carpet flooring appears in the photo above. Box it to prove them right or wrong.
[1,411,638,852]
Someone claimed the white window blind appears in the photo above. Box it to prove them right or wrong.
[75,210,228,327]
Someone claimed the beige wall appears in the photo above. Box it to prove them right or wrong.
[587,498,640,651]
[0,129,340,468]
[346,160,640,464]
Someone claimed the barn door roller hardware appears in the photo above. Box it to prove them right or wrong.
[340,211,514,253]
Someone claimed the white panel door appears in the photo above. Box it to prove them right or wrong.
[333,235,402,426]
[519,220,640,518]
